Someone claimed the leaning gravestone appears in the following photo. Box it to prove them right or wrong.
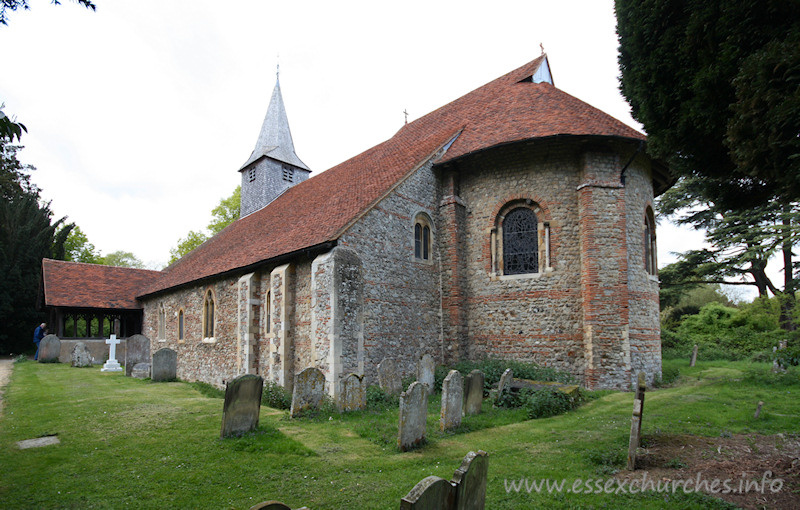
[290,367,326,418]
[377,357,401,395]
[220,374,264,438]
[440,370,463,431]
[400,450,489,510]
[125,334,151,376]
[464,369,484,416]
[495,368,513,404]
[417,353,435,395]
[38,335,61,363]
[131,363,151,379]
[338,373,366,412]
[626,372,647,470]
[451,450,489,510]
[398,381,428,451]
[151,348,177,382]
[70,341,93,367]
[689,344,698,367]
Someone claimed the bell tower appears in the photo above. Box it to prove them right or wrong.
[239,73,310,217]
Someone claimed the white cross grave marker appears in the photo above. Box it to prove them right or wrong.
[101,334,123,372]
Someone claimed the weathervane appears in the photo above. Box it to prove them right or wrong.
[403,109,408,124]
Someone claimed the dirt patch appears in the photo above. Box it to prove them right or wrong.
[617,433,800,509]
[0,359,13,418]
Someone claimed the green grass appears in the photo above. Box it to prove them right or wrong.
[0,359,798,509]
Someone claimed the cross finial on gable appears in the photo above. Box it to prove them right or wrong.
[403,109,408,125]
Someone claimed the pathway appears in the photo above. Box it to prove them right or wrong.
[0,359,13,418]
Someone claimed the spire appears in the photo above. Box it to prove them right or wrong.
[240,76,309,171]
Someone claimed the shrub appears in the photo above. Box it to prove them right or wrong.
[13,354,28,364]
[365,384,398,410]
[653,365,680,387]
[774,345,800,367]
[521,388,580,419]
[262,380,291,410]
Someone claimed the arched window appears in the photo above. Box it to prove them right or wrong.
[203,289,215,339]
[502,207,539,275]
[414,213,432,261]
[178,309,184,341]
[157,303,166,341]
[644,208,657,275]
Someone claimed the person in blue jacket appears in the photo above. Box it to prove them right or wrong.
[33,323,46,360]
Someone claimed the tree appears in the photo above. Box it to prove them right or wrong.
[658,176,800,330]
[0,107,25,143]
[61,225,100,263]
[168,186,240,265]
[99,250,144,269]
[208,185,240,235]
[1,0,96,25]
[168,230,207,266]
[616,0,800,208]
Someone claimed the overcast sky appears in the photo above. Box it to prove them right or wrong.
[1,0,707,277]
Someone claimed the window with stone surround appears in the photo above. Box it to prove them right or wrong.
[157,302,166,341]
[178,308,185,341]
[203,289,216,341]
[492,200,551,277]
[644,207,657,276]
[413,212,433,262]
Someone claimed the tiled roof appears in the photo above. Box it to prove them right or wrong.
[133,55,644,297]
[41,259,161,310]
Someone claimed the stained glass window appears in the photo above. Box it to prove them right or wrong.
[503,208,538,275]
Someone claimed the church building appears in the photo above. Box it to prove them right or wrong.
[41,55,670,392]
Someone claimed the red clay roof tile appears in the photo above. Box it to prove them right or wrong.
[42,259,161,310]
[49,56,648,302]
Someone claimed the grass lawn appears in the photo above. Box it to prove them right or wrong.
[0,359,798,509]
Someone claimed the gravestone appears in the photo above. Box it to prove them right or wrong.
[220,374,264,438]
[417,353,435,395]
[151,348,177,382]
[131,363,151,379]
[37,335,61,363]
[248,502,310,510]
[290,367,326,418]
[101,335,123,372]
[398,381,428,451]
[377,357,401,395]
[440,370,463,431]
[70,341,93,367]
[452,450,489,510]
[400,476,456,509]
[495,368,513,404]
[338,373,366,412]
[463,369,484,416]
[125,334,151,376]
[400,450,489,510]
[626,372,646,470]
[689,344,698,367]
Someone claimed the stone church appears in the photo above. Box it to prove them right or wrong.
[41,55,670,392]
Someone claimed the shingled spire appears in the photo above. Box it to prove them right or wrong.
[239,75,310,217]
